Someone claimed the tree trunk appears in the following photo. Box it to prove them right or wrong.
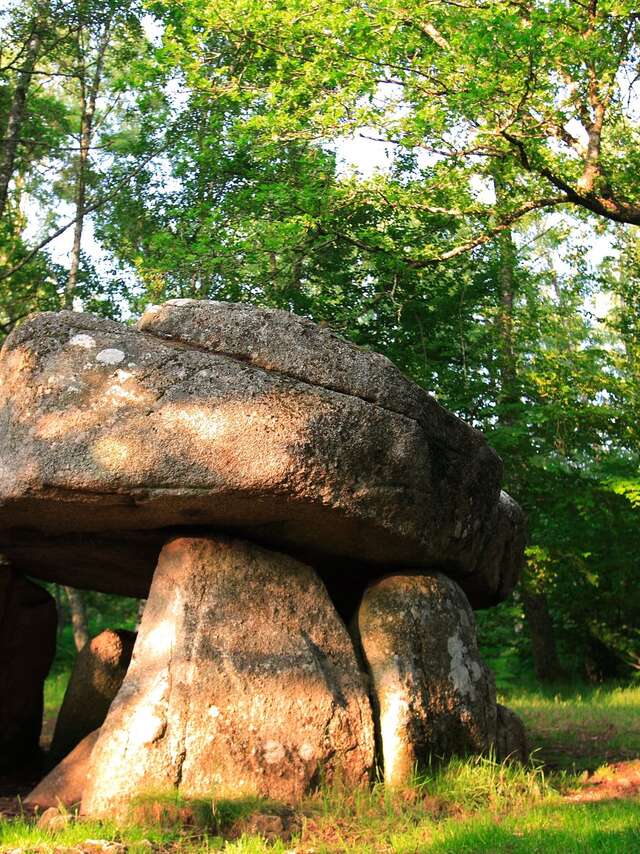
[65,18,113,307]
[0,21,43,220]
[493,171,564,683]
[53,584,65,639]
[522,590,564,682]
[65,94,89,306]
[496,227,518,419]
[64,586,89,651]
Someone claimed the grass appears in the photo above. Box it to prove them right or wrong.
[504,679,640,771]
[1,773,638,852]
[424,799,640,854]
[43,671,70,719]
[2,673,639,852]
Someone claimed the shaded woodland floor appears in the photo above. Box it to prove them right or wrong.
[1,673,639,852]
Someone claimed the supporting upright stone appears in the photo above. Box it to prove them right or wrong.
[82,536,374,818]
[0,565,57,771]
[357,573,497,786]
[50,628,136,761]
[25,729,100,809]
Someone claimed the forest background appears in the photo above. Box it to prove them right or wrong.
[1,0,639,688]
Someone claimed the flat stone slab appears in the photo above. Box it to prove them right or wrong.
[0,302,525,603]
[82,536,374,816]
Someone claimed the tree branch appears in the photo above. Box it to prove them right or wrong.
[0,151,161,282]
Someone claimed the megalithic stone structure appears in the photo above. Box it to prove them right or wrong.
[0,300,527,809]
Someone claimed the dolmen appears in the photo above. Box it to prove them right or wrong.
[0,300,527,818]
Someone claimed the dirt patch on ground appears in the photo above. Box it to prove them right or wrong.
[565,759,640,803]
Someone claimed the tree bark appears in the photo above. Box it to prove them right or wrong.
[64,586,89,651]
[53,584,65,639]
[65,18,113,307]
[496,226,518,423]
[135,598,146,631]
[493,171,564,683]
[522,590,564,682]
[0,20,43,220]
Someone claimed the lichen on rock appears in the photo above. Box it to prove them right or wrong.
[356,572,498,785]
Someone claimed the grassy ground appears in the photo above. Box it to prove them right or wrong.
[1,758,638,852]
[506,681,640,772]
[2,659,639,852]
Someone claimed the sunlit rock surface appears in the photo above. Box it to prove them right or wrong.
[81,536,374,817]
[0,302,524,605]
[25,729,99,809]
[356,573,498,785]
[0,566,57,771]
[50,628,136,762]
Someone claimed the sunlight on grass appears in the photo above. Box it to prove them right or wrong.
[1,772,639,853]
[504,681,640,770]
[13,678,638,852]
[426,799,640,854]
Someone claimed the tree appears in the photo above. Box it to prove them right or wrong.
[0,0,72,338]
[64,585,89,651]
[0,0,154,323]
[162,0,639,264]
[0,2,46,220]
[62,0,147,306]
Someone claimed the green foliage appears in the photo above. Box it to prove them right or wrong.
[43,588,139,713]
[476,595,532,693]
[164,0,640,241]
[0,0,638,680]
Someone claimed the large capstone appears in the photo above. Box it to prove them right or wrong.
[356,573,497,785]
[0,566,56,771]
[0,302,524,606]
[50,628,136,762]
[81,536,374,817]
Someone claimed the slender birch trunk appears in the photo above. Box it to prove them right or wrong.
[0,19,43,219]
[64,585,90,651]
[64,17,113,307]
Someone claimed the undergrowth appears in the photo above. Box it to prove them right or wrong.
[0,755,570,853]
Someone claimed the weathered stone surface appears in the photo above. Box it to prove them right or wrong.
[0,566,56,771]
[460,491,527,608]
[1,531,166,598]
[0,304,524,604]
[82,536,374,817]
[25,730,100,809]
[136,300,490,447]
[51,629,136,762]
[495,704,528,763]
[357,573,497,785]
